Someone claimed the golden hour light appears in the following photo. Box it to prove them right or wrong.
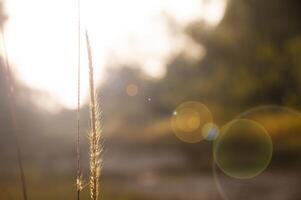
[2,0,226,110]
[1,0,301,199]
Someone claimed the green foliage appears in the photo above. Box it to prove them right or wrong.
[162,0,301,120]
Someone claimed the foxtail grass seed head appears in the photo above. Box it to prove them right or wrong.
[86,31,102,200]
[76,174,85,191]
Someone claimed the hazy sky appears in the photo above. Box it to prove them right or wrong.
[1,0,226,111]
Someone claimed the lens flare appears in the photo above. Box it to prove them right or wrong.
[126,84,138,96]
[202,123,219,141]
[171,101,213,143]
[213,106,301,199]
[213,119,273,179]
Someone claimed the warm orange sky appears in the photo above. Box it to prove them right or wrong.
[1,0,227,111]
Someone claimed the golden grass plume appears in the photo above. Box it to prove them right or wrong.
[85,30,102,200]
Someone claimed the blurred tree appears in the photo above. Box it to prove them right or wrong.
[154,0,301,123]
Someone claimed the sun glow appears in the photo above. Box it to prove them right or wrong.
[2,0,226,111]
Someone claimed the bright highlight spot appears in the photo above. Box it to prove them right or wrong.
[171,101,213,143]
[213,119,273,179]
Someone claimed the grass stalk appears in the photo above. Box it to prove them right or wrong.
[85,30,102,200]
[1,26,28,200]
[76,0,82,199]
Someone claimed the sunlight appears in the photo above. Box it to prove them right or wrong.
[2,0,227,110]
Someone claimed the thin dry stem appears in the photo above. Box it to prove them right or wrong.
[1,26,28,200]
[76,0,82,198]
[85,30,102,200]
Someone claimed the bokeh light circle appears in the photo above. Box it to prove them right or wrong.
[171,101,213,143]
[214,119,273,179]
[213,105,301,200]
[126,84,138,96]
[202,123,219,141]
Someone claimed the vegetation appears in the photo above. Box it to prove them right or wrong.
[0,0,301,199]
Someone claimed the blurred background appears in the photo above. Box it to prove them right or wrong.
[1,0,301,199]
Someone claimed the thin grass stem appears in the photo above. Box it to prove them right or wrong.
[76,0,82,199]
[1,25,28,200]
